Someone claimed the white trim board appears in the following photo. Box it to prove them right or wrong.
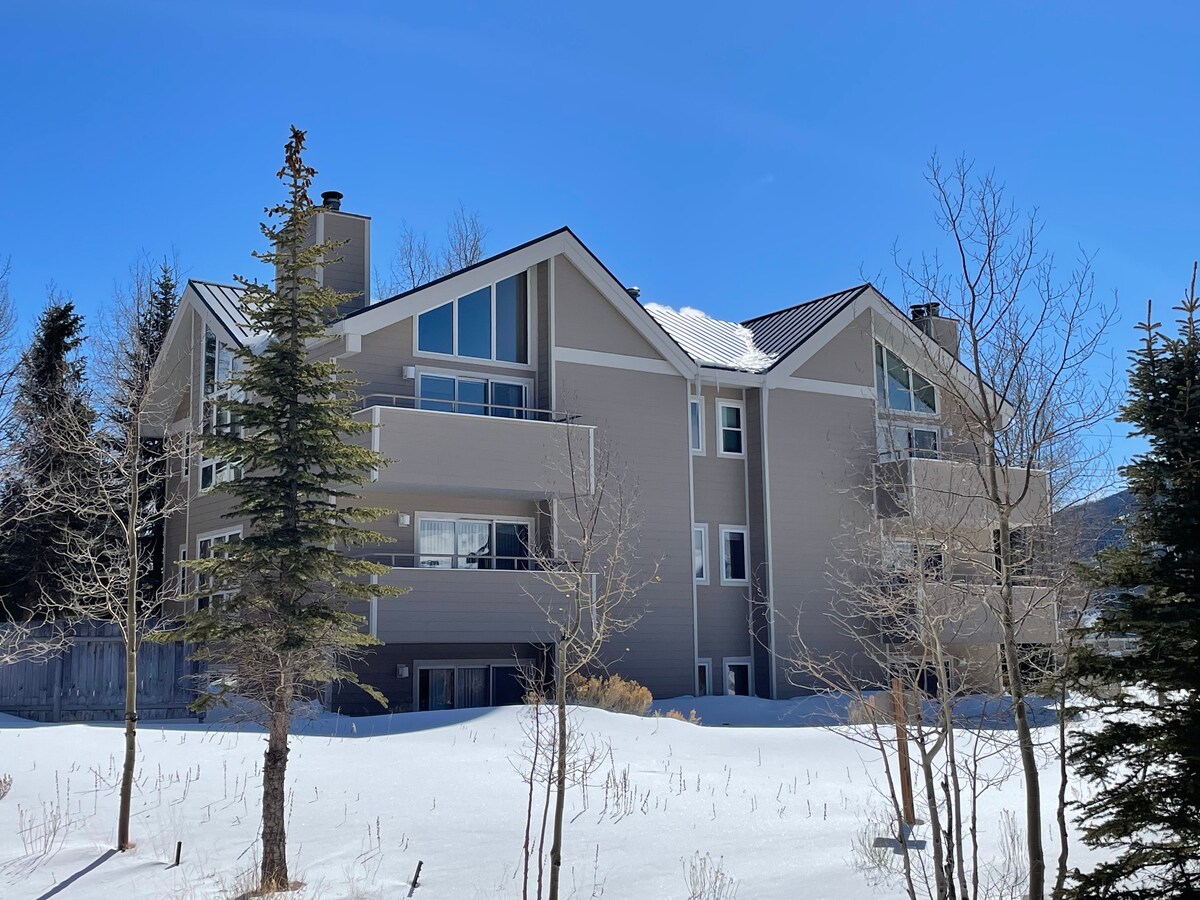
[556,346,679,377]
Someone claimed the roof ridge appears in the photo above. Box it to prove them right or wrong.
[740,282,870,326]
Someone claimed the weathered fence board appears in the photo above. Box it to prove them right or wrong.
[0,620,195,722]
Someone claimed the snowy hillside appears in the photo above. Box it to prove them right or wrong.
[0,701,1100,899]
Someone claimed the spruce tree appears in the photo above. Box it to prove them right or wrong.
[0,301,96,613]
[1069,268,1200,898]
[175,127,397,892]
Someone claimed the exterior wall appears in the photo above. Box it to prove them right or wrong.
[762,387,878,697]
[553,256,659,359]
[319,210,370,315]
[691,384,757,692]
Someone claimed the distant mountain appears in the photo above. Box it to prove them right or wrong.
[1059,489,1135,559]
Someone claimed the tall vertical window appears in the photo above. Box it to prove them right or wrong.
[720,526,748,584]
[200,326,241,491]
[416,273,529,364]
[875,343,936,414]
[689,398,704,453]
[196,528,240,610]
[692,524,708,583]
[716,400,744,457]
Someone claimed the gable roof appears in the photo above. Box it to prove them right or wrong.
[189,279,253,347]
[642,303,776,372]
[740,284,870,366]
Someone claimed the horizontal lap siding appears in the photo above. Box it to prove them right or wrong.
[765,388,877,696]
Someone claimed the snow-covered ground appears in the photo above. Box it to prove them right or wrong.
[0,698,1101,899]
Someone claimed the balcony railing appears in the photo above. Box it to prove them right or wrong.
[359,393,579,425]
[355,551,579,572]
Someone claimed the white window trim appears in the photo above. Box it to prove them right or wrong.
[177,544,188,597]
[193,526,243,613]
[696,658,712,696]
[876,342,938,417]
[715,399,746,458]
[719,525,749,586]
[689,396,705,455]
[723,657,753,696]
[412,273,534,370]
[692,523,709,585]
[415,512,535,569]
[414,366,534,416]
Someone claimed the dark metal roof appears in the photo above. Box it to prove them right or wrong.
[189,279,253,347]
[740,284,870,366]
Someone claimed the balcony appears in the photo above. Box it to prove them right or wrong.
[362,554,576,645]
[875,452,1048,529]
[353,395,595,498]
[877,580,1058,647]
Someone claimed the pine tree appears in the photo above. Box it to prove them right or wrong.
[1068,267,1200,898]
[0,300,96,614]
[175,127,398,892]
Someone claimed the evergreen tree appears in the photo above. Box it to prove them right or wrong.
[1069,268,1200,898]
[175,127,397,892]
[0,300,96,613]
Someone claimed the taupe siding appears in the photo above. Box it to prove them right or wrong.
[552,256,659,359]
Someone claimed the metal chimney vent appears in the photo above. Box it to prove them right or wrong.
[320,190,344,211]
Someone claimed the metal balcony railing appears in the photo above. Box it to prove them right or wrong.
[358,393,579,424]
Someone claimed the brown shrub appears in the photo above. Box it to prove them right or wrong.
[567,673,653,716]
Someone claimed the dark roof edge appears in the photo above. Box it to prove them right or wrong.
[337,226,573,322]
[740,282,871,326]
[760,284,871,373]
[186,279,247,348]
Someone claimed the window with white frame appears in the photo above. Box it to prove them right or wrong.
[417,516,531,570]
[875,342,937,414]
[724,658,751,696]
[689,398,704,453]
[196,528,241,610]
[883,538,945,582]
[177,544,188,597]
[720,526,748,584]
[692,524,708,584]
[416,273,529,364]
[696,659,712,696]
[716,400,744,456]
[199,326,242,491]
[417,371,530,419]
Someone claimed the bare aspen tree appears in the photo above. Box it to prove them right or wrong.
[38,260,186,850]
[374,202,488,297]
[889,156,1118,899]
[521,424,657,900]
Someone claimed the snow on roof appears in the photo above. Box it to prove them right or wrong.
[644,303,777,372]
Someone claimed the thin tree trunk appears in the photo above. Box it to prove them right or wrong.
[1053,679,1070,899]
[260,692,292,891]
[547,650,567,900]
[117,467,139,852]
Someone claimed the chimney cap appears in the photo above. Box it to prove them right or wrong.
[320,190,344,211]
[627,285,641,301]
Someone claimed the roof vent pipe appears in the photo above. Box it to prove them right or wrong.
[320,190,343,211]
[627,286,641,301]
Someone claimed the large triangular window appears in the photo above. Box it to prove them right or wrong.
[417,273,529,364]
[875,343,936,414]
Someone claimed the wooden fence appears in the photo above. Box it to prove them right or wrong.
[0,620,195,722]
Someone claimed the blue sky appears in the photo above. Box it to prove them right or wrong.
[3,2,1197,468]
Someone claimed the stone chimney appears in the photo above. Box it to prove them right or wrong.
[910,302,959,358]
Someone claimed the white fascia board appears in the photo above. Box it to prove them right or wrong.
[558,239,697,378]
[698,368,763,388]
[332,234,570,338]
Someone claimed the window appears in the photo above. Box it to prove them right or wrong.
[716,400,744,456]
[723,659,751,696]
[720,526,748,584]
[692,524,708,584]
[417,661,529,711]
[696,659,712,696]
[199,326,242,491]
[875,343,937,414]
[878,424,940,460]
[196,528,241,611]
[417,372,529,419]
[417,516,531,569]
[416,273,529,364]
[177,545,188,596]
[689,398,704,454]
[993,527,1039,581]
